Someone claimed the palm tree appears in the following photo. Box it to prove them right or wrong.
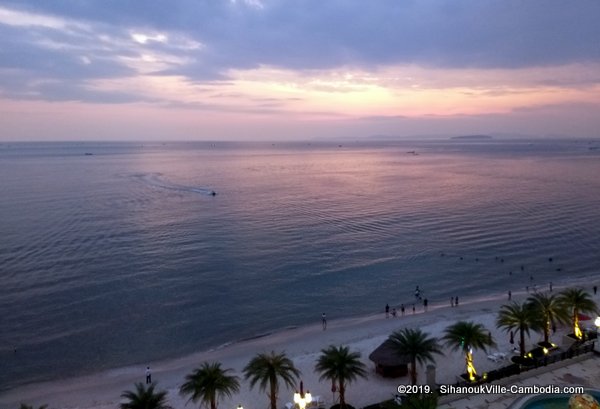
[558,288,598,339]
[496,302,535,358]
[401,393,439,409]
[180,362,240,409]
[526,292,569,345]
[315,345,368,408]
[120,383,170,409]
[243,351,301,409]
[388,328,443,385]
[442,321,496,382]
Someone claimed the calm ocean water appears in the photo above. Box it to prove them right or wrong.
[1,139,599,391]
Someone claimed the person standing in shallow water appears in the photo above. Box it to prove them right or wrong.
[321,313,327,330]
[145,366,151,384]
[385,303,390,318]
[415,286,422,300]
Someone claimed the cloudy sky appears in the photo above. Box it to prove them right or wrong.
[1,0,599,141]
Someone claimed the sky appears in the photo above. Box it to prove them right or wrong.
[1,0,599,141]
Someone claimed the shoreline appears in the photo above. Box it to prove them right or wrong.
[4,286,598,409]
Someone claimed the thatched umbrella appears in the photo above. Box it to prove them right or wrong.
[369,339,410,378]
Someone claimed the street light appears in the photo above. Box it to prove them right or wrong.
[237,406,243,409]
[294,381,312,409]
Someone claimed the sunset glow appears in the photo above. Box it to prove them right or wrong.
[1,2,599,140]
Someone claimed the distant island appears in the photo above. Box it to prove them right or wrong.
[450,135,493,140]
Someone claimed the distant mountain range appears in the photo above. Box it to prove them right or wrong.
[450,134,493,140]
[362,133,496,140]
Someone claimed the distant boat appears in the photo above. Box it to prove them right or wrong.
[84,152,93,156]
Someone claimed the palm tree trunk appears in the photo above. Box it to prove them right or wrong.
[573,309,580,337]
[410,357,417,385]
[269,379,277,409]
[270,393,276,409]
[465,350,477,381]
[339,381,346,408]
[519,327,526,357]
[544,318,550,344]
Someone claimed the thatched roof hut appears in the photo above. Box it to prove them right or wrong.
[368,339,410,378]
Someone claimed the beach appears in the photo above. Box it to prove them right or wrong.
[3,288,597,409]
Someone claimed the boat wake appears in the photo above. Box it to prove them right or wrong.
[133,173,216,196]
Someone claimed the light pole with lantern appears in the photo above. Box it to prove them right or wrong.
[294,381,312,409]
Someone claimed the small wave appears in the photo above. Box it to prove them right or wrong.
[237,331,275,342]
[211,326,300,351]
[213,341,234,351]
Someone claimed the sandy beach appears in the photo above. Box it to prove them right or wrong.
[4,287,597,409]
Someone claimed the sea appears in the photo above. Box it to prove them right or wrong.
[1,138,599,391]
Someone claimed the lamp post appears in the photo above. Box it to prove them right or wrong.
[294,381,312,409]
[237,406,243,409]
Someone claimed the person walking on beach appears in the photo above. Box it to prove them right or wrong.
[508,290,511,301]
[400,304,405,316]
[392,307,397,317]
[454,296,459,306]
[145,366,151,384]
[423,298,428,312]
[412,304,415,314]
[594,285,597,295]
[385,303,390,318]
[321,313,327,330]
[450,296,454,307]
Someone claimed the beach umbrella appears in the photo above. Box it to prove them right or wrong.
[577,313,592,321]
